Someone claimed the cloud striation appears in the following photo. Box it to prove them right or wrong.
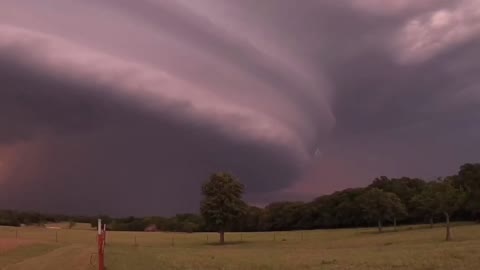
[0,0,479,215]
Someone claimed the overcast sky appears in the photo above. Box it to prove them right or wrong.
[1,0,479,216]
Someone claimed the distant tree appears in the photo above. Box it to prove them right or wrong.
[235,206,264,232]
[453,163,480,220]
[410,183,437,228]
[263,201,305,231]
[307,188,366,229]
[358,188,407,232]
[370,176,426,217]
[391,203,408,232]
[0,210,20,227]
[309,195,336,228]
[431,179,467,241]
[200,172,246,244]
[180,222,198,233]
[333,188,367,228]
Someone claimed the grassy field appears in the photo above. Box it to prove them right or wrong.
[0,223,479,269]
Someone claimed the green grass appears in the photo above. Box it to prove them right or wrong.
[1,223,480,269]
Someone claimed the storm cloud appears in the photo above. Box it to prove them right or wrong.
[0,0,479,215]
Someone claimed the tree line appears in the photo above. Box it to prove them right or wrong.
[0,210,93,227]
[200,164,479,243]
[1,163,478,241]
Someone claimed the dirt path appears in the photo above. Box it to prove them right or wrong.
[2,244,95,270]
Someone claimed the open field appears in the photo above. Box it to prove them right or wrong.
[0,223,479,269]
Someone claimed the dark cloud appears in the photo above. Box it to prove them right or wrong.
[0,0,480,215]
[330,35,480,138]
[0,55,110,144]
[0,55,301,216]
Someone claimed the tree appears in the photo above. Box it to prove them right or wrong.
[335,190,365,226]
[200,172,246,244]
[235,206,264,232]
[370,176,426,218]
[391,203,407,232]
[410,183,437,228]
[358,188,407,232]
[263,201,305,231]
[453,163,480,220]
[431,179,467,241]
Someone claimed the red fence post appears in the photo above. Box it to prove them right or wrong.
[98,219,105,270]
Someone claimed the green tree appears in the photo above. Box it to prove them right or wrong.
[235,206,263,232]
[453,163,480,220]
[410,183,437,228]
[358,188,407,232]
[200,172,246,244]
[334,188,368,228]
[263,201,305,231]
[431,179,467,241]
[391,203,407,232]
[370,176,426,215]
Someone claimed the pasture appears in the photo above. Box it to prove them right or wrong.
[0,223,479,269]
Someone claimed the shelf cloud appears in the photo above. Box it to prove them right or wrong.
[0,0,479,215]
